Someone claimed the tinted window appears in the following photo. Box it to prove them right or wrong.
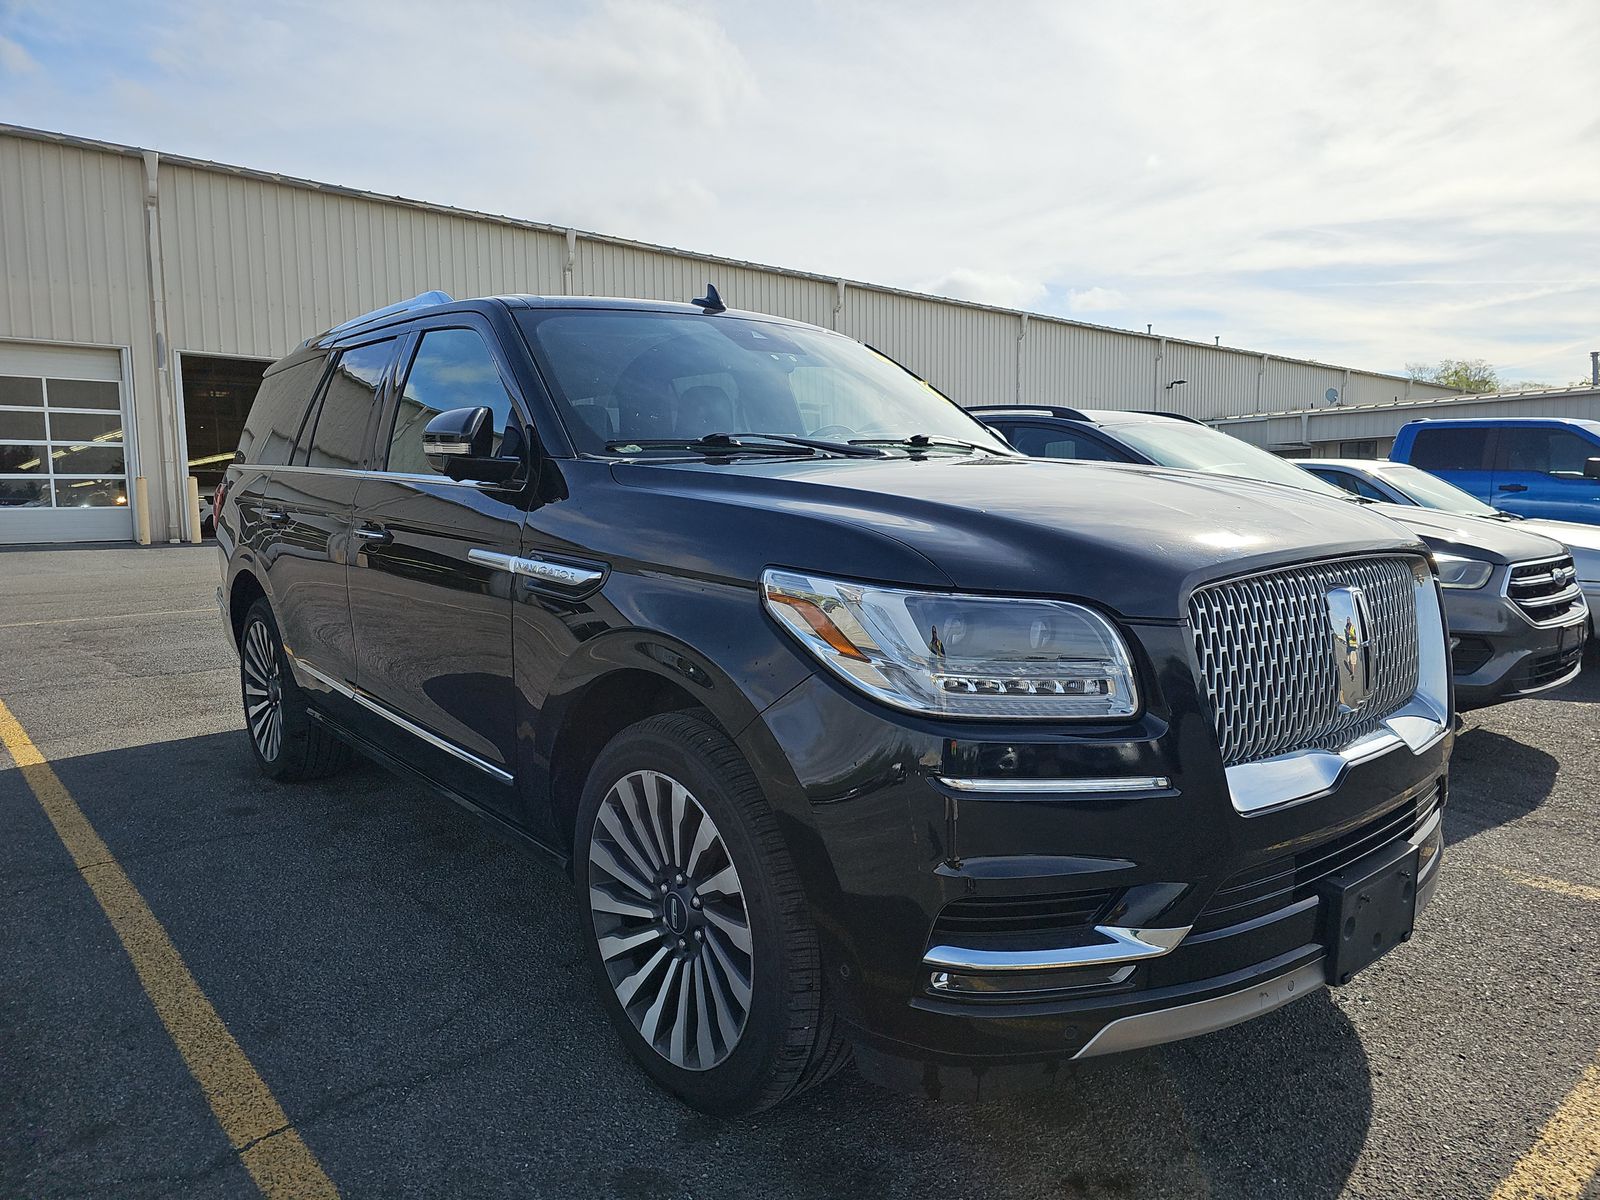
[1408,426,1490,471]
[387,329,517,474]
[237,352,327,466]
[1323,470,1387,502]
[1498,427,1600,476]
[998,423,1127,462]
[301,340,394,469]
[1103,420,1350,498]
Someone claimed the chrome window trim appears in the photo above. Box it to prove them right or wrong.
[1072,957,1327,1060]
[922,924,1190,973]
[936,775,1170,795]
[466,548,604,588]
[291,657,514,784]
[264,463,498,490]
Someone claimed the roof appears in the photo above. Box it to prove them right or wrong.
[0,121,1456,387]
[1212,384,1600,425]
[971,406,1186,427]
[1396,415,1600,429]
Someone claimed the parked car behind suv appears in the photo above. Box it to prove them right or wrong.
[976,407,1587,707]
[1391,417,1600,526]
[1297,458,1600,643]
[219,294,1453,1114]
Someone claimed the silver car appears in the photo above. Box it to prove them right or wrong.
[1297,458,1600,642]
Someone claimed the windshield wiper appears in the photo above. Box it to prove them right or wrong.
[605,432,887,459]
[848,433,1007,456]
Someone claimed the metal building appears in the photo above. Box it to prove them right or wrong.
[2,123,1462,545]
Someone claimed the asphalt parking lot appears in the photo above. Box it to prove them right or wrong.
[2,544,1598,1200]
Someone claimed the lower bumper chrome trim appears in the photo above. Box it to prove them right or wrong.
[936,775,1170,795]
[923,924,1190,973]
[1073,957,1328,1059]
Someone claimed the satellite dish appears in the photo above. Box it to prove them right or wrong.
[1325,387,1341,405]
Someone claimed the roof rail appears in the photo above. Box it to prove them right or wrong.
[1135,410,1206,425]
[309,290,455,345]
[967,404,1090,422]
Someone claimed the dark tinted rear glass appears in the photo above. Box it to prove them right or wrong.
[998,423,1127,462]
[299,340,394,470]
[1408,426,1490,471]
[236,352,327,466]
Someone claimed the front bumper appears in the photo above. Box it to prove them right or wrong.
[1448,584,1587,708]
[743,617,1453,1096]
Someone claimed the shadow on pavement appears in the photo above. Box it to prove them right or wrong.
[4,728,1376,1200]
[1443,727,1560,847]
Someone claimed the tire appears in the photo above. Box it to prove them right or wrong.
[575,711,850,1115]
[239,599,352,781]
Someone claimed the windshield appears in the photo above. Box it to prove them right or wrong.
[515,309,1012,455]
[1106,420,1351,499]
[1377,462,1501,517]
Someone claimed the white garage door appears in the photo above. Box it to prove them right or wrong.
[0,342,134,544]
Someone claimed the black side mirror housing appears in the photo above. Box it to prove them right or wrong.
[1583,457,1600,481]
[423,406,526,485]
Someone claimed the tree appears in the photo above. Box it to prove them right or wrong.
[1405,358,1501,394]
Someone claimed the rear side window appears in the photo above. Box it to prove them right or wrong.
[386,328,517,474]
[1324,470,1388,502]
[998,423,1127,462]
[236,353,327,466]
[298,340,395,469]
[1497,427,1600,476]
[1408,427,1490,471]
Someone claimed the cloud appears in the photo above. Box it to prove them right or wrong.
[924,269,1046,310]
[1,0,1596,384]
[0,34,37,73]
[1066,287,1127,314]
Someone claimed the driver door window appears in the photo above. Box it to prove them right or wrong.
[387,328,517,475]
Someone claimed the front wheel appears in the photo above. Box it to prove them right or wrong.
[575,712,849,1114]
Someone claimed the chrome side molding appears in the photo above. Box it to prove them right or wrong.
[467,548,604,589]
[291,657,514,784]
[922,924,1190,973]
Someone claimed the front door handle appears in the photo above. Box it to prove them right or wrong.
[262,508,288,524]
[1498,484,1528,493]
[353,525,392,546]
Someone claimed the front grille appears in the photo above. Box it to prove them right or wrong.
[931,888,1115,942]
[1192,787,1443,935]
[1507,556,1585,625]
[1189,555,1422,767]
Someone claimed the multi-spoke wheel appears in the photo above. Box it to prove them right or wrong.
[587,769,753,1071]
[242,617,285,763]
[575,712,850,1114]
[237,598,351,781]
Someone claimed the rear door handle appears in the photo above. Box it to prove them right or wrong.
[1498,484,1528,493]
[353,525,392,546]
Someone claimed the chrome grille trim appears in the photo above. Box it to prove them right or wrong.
[1506,555,1586,625]
[1189,555,1423,768]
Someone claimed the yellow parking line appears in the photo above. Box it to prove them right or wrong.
[1491,1053,1600,1200]
[1494,868,1600,905]
[0,698,338,1199]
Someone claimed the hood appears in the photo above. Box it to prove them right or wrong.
[611,455,1426,620]
[1519,517,1600,577]
[1368,503,1567,565]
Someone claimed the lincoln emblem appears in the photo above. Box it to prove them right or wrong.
[1325,585,1374,711]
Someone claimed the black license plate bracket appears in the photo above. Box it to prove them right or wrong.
[1320,839,1420,986]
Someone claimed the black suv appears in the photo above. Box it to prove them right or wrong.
[218,293,1453,1114]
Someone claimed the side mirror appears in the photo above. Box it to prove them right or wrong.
[423,407,525,485]
[1583,457,1600,481]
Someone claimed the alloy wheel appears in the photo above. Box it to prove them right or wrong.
[586,769,753,1071]
[242,619,284,762]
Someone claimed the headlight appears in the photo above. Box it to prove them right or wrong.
[1432,552,1494,590]
[761,569,1138,719]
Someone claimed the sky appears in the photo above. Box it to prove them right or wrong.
[2,0,1597,383]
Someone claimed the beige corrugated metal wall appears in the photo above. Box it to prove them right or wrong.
[2,123,1466,541]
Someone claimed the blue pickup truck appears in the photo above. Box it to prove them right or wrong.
[1390,418,1600,526]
